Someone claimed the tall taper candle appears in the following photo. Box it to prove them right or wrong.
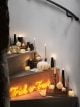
[51,57,55,68]
[62,69,65,87]
[44,43,47,61]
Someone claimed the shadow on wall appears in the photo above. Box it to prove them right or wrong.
[9,0,80,105]
[27,0,67,15]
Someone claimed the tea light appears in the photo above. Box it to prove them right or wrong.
[49,84,55,90]
[62,87,66,92]
[25,66,30,71]
[36,56,41,61]
[39,90,47,96]
[20,49,26,53]
[68,90,75,97]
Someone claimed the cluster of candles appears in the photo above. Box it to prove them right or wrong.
[25,57,76,97]
[10,34,76,97]
[50,56,76,97]
[25,39,76,97]
[8,34,36,54]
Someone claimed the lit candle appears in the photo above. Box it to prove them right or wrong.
[44,43,47,61]
[62,87,66,92]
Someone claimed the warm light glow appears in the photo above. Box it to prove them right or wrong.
[51,53,57,60]
[10,80,51,98]
[39,89,47,96]
[25,66,30,71]
[20,49,26,53]
[18,33,25,37]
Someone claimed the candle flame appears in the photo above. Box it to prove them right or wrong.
[18,33,25,37]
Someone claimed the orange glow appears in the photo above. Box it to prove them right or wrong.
[10,80,51,98]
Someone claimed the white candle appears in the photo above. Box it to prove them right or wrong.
[25,66,30,71]
[62,87,66,92]
[68,90,75,97]
[44,43,47,59]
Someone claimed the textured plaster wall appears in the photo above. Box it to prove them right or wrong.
[8,0,80,104]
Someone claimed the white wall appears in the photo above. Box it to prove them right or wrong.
[8,0,80,103]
